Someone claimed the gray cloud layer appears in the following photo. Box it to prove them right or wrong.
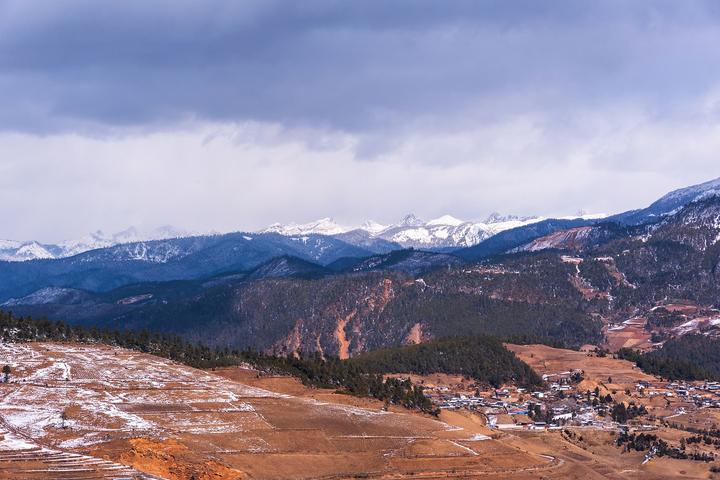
[1,1,719,241]
[3,1,720,133]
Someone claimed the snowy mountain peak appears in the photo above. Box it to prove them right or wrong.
[112,227,141,242]
[261,217,351,236]
[1,209,608,262]
[152,225,192,239]
[426,215,465,226]
[397,214,424,227]
[257,212,550,249]
[360,220,388,234]
[483,212,535,224]
[14,242,55,261]
[0,239,22,250]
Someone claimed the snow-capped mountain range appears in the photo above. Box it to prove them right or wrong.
[0,226,196,262]
[7,177,717,263]
[1,212,604,262]
[261,212,606,250]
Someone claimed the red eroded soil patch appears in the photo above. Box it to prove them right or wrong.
[117,438,247,480]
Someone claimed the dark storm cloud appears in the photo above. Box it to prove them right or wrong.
[2,0,720,134]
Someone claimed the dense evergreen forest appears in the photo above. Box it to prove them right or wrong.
[3,252,605,354]
[350,335,543,388]
[618,335,720,381]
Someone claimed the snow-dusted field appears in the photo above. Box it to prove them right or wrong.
[0,343,290,451]
[0,342,451,452]
[0,342,551,479]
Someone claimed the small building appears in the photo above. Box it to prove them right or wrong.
[512,414,533,428]
[490,414,521,430]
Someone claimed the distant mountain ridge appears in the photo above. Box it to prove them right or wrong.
[610,177,720,226]
[455,177,720,261]
[260,211,604,250]
[4,177,718,263]
[0,232,374,301]
[1,176,718,305]
[1,212,600,262]
[0,226,198,262]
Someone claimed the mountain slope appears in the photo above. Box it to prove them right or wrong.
[648,196,720,251]
[327,249,462,276]
[454,218,596,261]
[610,176,720,226]
[332,229,402,253]
[244,255,332,281]
[350,336,543,387]
[512,222,634,254]
[3,251,603,354]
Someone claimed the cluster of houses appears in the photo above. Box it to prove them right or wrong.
[430,369,628,432]
[636,380,720,408]
[425,367,720,434]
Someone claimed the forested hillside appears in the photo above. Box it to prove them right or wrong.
[4,259,604,355]
[350,336,543,388]
[619,335,720,381]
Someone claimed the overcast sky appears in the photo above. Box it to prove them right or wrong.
[2,0,720,242]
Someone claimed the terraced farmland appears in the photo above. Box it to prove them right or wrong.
[0,342,564,479]
[1,342,682,479]
[0,427,156,479]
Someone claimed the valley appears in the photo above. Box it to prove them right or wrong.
[2,178,720,478]
[6,3,720,479]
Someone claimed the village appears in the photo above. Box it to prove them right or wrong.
[424,366,720,434]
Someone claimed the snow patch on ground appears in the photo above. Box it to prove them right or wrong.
[673,316,720,336]
[0,430,38,450]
